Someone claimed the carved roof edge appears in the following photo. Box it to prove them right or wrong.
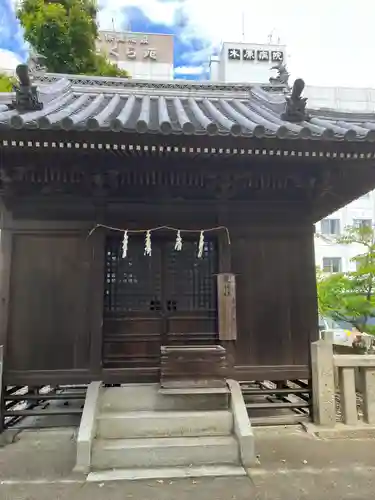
[31,71,288,95]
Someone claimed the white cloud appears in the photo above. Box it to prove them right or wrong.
[97,0,181,30]
[0,49,21,72]
[174,65,204,75]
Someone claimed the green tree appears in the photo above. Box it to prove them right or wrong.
[17,0,129,77]
[0,73,15,92]
[317,224,375,334]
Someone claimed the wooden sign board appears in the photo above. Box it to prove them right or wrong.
[217,273,237,341]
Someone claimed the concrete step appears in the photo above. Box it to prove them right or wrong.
[96,410,233,439]
[100,384,229,412]
[92,435,239,470]
[87,464,246,482]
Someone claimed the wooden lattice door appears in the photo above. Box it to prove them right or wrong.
[103,235,163,372]
[163,239,218,345]
[102,234,218,376]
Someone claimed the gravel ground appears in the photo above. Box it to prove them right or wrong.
[2,472,375,500]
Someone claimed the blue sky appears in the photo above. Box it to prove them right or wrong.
[110,4,216,79]
[0,0,28,64]
[2,0,375,86]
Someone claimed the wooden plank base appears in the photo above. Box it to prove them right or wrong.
[160,345,228,389]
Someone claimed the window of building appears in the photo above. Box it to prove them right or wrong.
[320,218,341,236]
[353,219,372,229]
[322,257,342,273]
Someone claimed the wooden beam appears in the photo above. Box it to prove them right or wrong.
[89,228,106,377]
[3,128,375,156]
[0,345,3,433]
[5,220,92,231]
[0,207,13,355]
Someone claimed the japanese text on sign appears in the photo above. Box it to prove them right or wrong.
[228,48,284,63]
[103,33,158,61]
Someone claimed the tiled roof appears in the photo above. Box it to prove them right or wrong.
[1,73,375,141]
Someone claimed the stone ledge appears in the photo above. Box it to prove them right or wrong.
[227,379,255,467]
[158,387,229,395]
[302,422,375,439]
[87,465,246,482]
[74,381,102,473]
[0,429,21,447]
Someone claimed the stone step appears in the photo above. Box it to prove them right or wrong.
[100,384,229,412]
[96,410,233,439]
[87,464,246,482]
[92,435,239,470]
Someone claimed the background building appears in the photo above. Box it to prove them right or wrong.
[209,41,286,84]
[209,40,375,112]
[97,30,174,81]
[209,39,375,273]
[315,194,375,273]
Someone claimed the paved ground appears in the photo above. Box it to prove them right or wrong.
[1,426,375,499]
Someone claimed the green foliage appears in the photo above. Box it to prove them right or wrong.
[0,74,14,92]
[317,224,375,334]
[17,0,129,77]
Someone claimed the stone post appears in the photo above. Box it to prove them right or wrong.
[321,330,334,343]
[311,339,336,427]
[360,368,375,425]
[338,367,358,425]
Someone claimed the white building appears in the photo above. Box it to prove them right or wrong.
[96,31,174,81]
[209,40,375,273]
[209,41,286,84]
[315,194,375,273]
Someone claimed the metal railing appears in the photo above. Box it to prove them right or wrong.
[0,346,87,432]
[241,379,311,426]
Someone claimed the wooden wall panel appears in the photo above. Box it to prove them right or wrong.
[231,226,318,378]
[102,316,163,372]
[7,233,91,371]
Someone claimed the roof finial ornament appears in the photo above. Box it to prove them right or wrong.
[269,62,290,87]
[9,64,43,112]
[281,78,309,123]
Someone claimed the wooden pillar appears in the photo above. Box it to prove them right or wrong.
[0,207,13,359]
[307,223,319,343]
[89,228,105,379]
[0,207,12,434]
[0,345,4,433]
[218,226,231,274]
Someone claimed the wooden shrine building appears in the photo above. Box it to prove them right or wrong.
[1,65,375,390]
